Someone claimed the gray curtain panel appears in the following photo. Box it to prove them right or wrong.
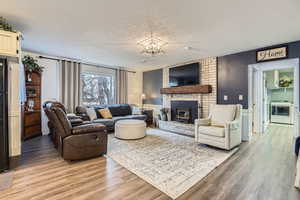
[116,69,128,104]
[59,60,81,113]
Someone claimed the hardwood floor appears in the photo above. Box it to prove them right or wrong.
[0,125,299,200]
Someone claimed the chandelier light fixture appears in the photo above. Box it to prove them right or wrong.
[137,33,168,56]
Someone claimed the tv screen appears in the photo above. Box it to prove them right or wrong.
[169,63,199,87]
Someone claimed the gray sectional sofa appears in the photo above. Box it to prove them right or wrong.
[76,104,146,131]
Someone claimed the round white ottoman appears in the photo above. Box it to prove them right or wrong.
[115,119,146,140]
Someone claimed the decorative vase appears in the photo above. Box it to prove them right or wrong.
[27,73,32,82]
[28,99,34,111]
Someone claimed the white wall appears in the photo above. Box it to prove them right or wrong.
[40,59,60,135]
[81,64,116,75]
[24,51,60,135]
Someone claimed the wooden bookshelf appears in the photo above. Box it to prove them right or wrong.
[23,71,42,140]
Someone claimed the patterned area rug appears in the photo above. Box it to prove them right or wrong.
[107,128,238,199]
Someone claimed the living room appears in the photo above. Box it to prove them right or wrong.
[0,1,300,200]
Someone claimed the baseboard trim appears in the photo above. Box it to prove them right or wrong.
[9,155,21,169]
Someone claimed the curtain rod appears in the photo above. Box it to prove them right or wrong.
[38,55,136,73]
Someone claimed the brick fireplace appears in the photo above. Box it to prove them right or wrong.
[162,57,217,119]
[155,57,217,137]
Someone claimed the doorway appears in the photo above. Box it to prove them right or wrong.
[248,58,299,137]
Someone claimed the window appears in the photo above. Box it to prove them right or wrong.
[81,72,115,105]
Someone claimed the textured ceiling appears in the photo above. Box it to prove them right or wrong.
[1,0,300,70]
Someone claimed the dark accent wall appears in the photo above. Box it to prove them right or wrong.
[218,40,300,109]
[143,69,163,105]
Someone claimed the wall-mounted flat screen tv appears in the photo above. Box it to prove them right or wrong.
[169,63,199,87]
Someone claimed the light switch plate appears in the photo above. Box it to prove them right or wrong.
[239,95,243,101]
[224,95,228,101]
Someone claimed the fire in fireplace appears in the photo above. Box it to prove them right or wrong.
[176,108,191,123]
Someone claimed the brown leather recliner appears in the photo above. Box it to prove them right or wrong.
[43,101,90,147]
[50,106,107,161]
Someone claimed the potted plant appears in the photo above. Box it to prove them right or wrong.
[279,76,293,88]
[22,55,44,82]
[0,17,16,32]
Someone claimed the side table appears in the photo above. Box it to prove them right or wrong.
[142,109,153,127]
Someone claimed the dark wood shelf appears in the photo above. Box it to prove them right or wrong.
[26,95,38,98]
[25,110,41,114]
[23,71,42,140]
[160,84,212,94]
[142,110,153,127]
[24,123,41,128]
[26,83,40,86]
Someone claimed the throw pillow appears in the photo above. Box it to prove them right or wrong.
[132,106,142,115]
[98,108,113,119]
[86,107,97,120]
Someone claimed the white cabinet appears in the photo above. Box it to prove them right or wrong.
[0,30,20,57]
[265,70,294,89]
[296,155,300,189]
[7,61,21,157]
[265,71,276,89]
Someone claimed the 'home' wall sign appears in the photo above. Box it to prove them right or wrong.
[256,46,288,62]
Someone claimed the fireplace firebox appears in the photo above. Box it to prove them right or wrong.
[176,108,191,123]
[171,101,198,124]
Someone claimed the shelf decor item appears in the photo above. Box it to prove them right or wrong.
[0,17,15,32]
[27,99,34,111]
[22,55,44,74]
[26,88,36,97]
[279,76,293,88]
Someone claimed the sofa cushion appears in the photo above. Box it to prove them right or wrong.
[69,118,84,126]
[108,104,132,117]
[66,113,82,120]
[112,116,133,123]
[93,118,115,127]
[76,106,87,115]
[198,126,225,137]
[72,123,106,135]
[119,104,132,116]
[112,115,146,123]
[128,114,147,121]
[198,133,225,144]
[90,104,132,118]
[211,105,236,127]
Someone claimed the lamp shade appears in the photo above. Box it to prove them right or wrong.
[141,93,146,99]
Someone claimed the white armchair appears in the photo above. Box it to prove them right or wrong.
[195,104,242,150]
